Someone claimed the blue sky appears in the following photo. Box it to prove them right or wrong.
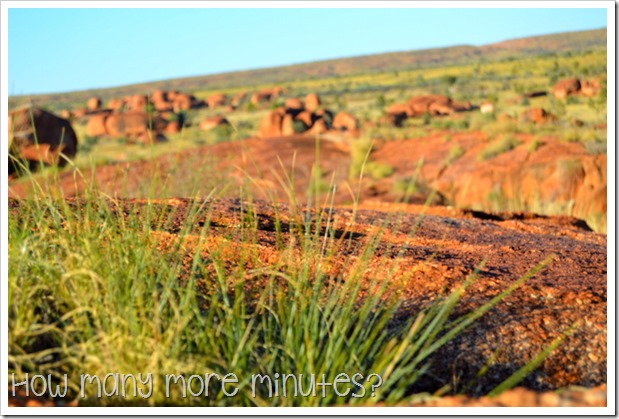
[8,7,607,95]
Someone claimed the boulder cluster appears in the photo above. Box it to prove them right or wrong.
[386,94,474,126]
[552,78,601,99]
[80,90,207,143]
[201,87,286,111]
[75,86,292,142]
[258,93,358,138]
[72,90,203,119]
[85,110,171,144]
[126,91,199,113]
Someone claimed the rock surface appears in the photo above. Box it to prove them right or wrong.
[372,132,606,230]
[148,198,606,395]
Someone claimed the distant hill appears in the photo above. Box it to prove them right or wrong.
[9,28,606,109]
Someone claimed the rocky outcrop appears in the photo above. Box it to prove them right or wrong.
[332,111,358,131]
[373,133,606,230]
[8,105,78,174]
[386,94,474,126]
[259,93,357,138]
[259,110,285,138]
[199,115,230,131]
[82,110,168,144]
[521,108,557,124]
[386,103,415,127]
[25,196,601,397]
[250,87,286,105]
[171,93,197,112]
[305,93,321,112]
[126,94,148,111]
[99,89,203,114]
[85,112,110,137]
[553,78,601,99]
[87,96,101,111]
[408,94,473,115]
[205,93,227,109]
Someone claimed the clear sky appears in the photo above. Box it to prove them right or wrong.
[7,6,607,95]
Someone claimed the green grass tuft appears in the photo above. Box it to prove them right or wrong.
[477,135,522,161]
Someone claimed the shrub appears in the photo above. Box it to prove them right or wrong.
[422,112,431,126]
[375,94,386,108]
[212,124,234,143]
[441,75,458,86]
[292,120,307,134]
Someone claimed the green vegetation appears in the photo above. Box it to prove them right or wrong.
[365,162,395,180]
[349,138,394,180]
[349,138,374,180]
[527,138,543,153]
[446,144,465,165]
[477,135,522,161]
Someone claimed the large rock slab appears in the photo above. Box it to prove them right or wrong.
[372,133,607,230]
[94,198,607,396]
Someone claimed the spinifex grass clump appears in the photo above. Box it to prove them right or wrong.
[477,134,523,162]
[9,160,555,407]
